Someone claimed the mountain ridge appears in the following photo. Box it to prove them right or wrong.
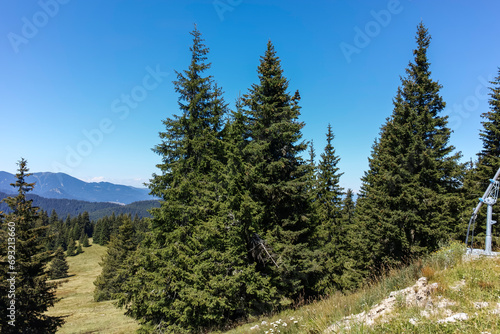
[0,171,154,205]
[0,190,159,220]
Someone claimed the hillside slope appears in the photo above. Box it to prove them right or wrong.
[221,242,500,334]
[45,241,139,333]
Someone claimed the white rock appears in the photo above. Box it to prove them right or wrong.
[474,301,489,309]
[437,312,468,323]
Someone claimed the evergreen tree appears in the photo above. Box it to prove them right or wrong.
[76,243,83,255]
[94,216,136,301]
[55,225,67,251]
[337,189,366,290]
[306,140,318,200]
[93,216,111,245]
[66,238,76,257]
[341,189,356,227]
[241,41,317,299]
[78,232,85,248]
[82,233,90,247]
[479,68,500,168]
[48,247,69,280]
[354,23,464,270]
[463,68,500,244]
[313,124,345,293]
[118,27,234,333]
[0,159,63,333]
[80,211,92,237]
[45,210,60,251]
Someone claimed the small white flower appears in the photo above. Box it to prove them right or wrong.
[282,322,287,327]
[294,320,298,324]
[262,321,268,325]
[289,316,295,321]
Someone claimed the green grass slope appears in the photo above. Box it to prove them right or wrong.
[46,240,139,334]
[219,242,500,334]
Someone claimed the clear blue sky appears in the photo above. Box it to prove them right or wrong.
[1,0,499,192]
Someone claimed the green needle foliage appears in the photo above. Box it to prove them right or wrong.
[241,40,317,301]
[314,124,345,294]
[479,68,500,168]
[48,247,69,280]
[117,27,239,333]
[0,159,63,333]
[66,238,76,257]
[94,215,136,302]
[462,68,500,244]
[354,23,464,271]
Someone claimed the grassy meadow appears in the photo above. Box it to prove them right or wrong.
[46,240,139,334]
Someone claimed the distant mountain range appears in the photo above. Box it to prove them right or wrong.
[0,191,160,220]
[0,171,155,205]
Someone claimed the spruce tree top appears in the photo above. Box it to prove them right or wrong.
[150,26,227,199]
[244,40,305,164]
[479,68,500,166]
[3,158,38,223]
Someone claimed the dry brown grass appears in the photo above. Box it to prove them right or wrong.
[420,265,435,280]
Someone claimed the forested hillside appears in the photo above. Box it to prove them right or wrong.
[0,191,159,220]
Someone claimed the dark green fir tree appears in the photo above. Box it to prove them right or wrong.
[117,27,234,333]
[82,233,90,247]
[48,247,69,280]
[66,238,76,257]
[241,41,317,300]
[354,23,464,271]
[462,68,500,244]
[337,188,366,290]
[94,215,136,301]
[76,243,83,255]
[0,159,63,333]
[313,124,345,294]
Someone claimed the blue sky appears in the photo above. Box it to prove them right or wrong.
[0,0,499,192]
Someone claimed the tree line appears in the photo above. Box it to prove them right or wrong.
[0,191,159,221]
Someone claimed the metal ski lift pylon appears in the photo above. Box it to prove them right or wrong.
[465,166,500,256]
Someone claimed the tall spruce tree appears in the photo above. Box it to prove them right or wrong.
[241,41,317,300]
[306,141,318,201]
[332,188,366,290]
[462,68,500,244]
[0,159,63,333]
[117,27,239,333]
[94,215,136,302]
[313,124,345,294]
[478,68,500,168]
[66,238,76,257]
[354,23,464,270]
[48,247,69,280]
